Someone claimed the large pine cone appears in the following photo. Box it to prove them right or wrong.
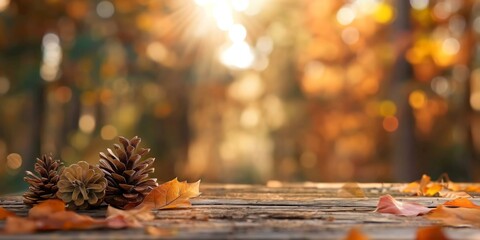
[56,161,107,210]
[23,154,64,206]
[99,136,158,209]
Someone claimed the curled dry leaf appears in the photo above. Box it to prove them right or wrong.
[426,205,480,227]
[344,227,369,240]
[28,199,65,219]
[375,194,431,216]
[416,226,449,240]
[338,183,366,198]
[133,178,201,210]
[0,207,16,220]
[106,205,154,228]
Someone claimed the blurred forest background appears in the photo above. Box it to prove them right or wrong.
[1,0,480,193]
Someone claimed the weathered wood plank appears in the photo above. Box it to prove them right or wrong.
[0,183,480,239]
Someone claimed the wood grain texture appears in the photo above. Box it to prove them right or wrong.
[1,183,480,239]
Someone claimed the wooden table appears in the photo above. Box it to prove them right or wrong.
[1,183,480,239]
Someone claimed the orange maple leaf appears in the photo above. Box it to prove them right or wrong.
[133,178,201,210]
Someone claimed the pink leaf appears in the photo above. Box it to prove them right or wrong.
[375,194,431,216]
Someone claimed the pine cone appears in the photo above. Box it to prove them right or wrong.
[99,136,158,209]
[23,154,64,206]
[56,161,107,210]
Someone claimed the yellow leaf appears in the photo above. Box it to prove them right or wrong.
[419,174,431,196]
[424,183,443,196]
[136,178,201,210]
[401,182,420,194]
[337,183,366,198]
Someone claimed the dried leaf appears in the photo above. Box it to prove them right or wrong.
[0,207,16,220]
[443,198,480,209]
[401,182,420,194]
[464,185,480,192]
[424,184,443,197]
[426,205,480,227]
[28,199,65,219]
[135,178,201,210]
[145,226,178,237]
[4,217,36,234]
[106,205,154,228]
[344,227,369,240]
[416,226,449,240]
[438,190,471,199]
[375,194,431,216]
[419,174,431,196]
[338,183,366,198]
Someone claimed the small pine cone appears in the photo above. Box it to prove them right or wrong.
[23,154,64,206]
[56,161,107,210]
[99,136,158,209]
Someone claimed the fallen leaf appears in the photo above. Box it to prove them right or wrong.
[401,182,420,194]
[145,226,178,237]
[4,217,36,234]
[443,198,480,209]
[344,227,369,240]
[464,185,480,192]
[426,205,480,227]
[0,207,16,220]
[338,183,366,198]
[375,194,431,216]
[28,199,65,219]
[106,205,154,228]
[438,190,471,199]
[424,184,443,197]
[416,226,449,240]
[419,174,431,196]
[134,178,201,210]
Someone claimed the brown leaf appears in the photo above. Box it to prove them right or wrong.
[135,178,201,210]
[4,217,36,234]
[416,226,449,240]
[0,207,16,220]
[344,227,369,240]
[443,198,480,209]
[426,205,480,227]
[36,211,98,231]
[419,174,431,196]
[337,183,366,198]
[145,226,178,237]
[375,194,431,216]
[28,199,65,219]
[106,205,154,228]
